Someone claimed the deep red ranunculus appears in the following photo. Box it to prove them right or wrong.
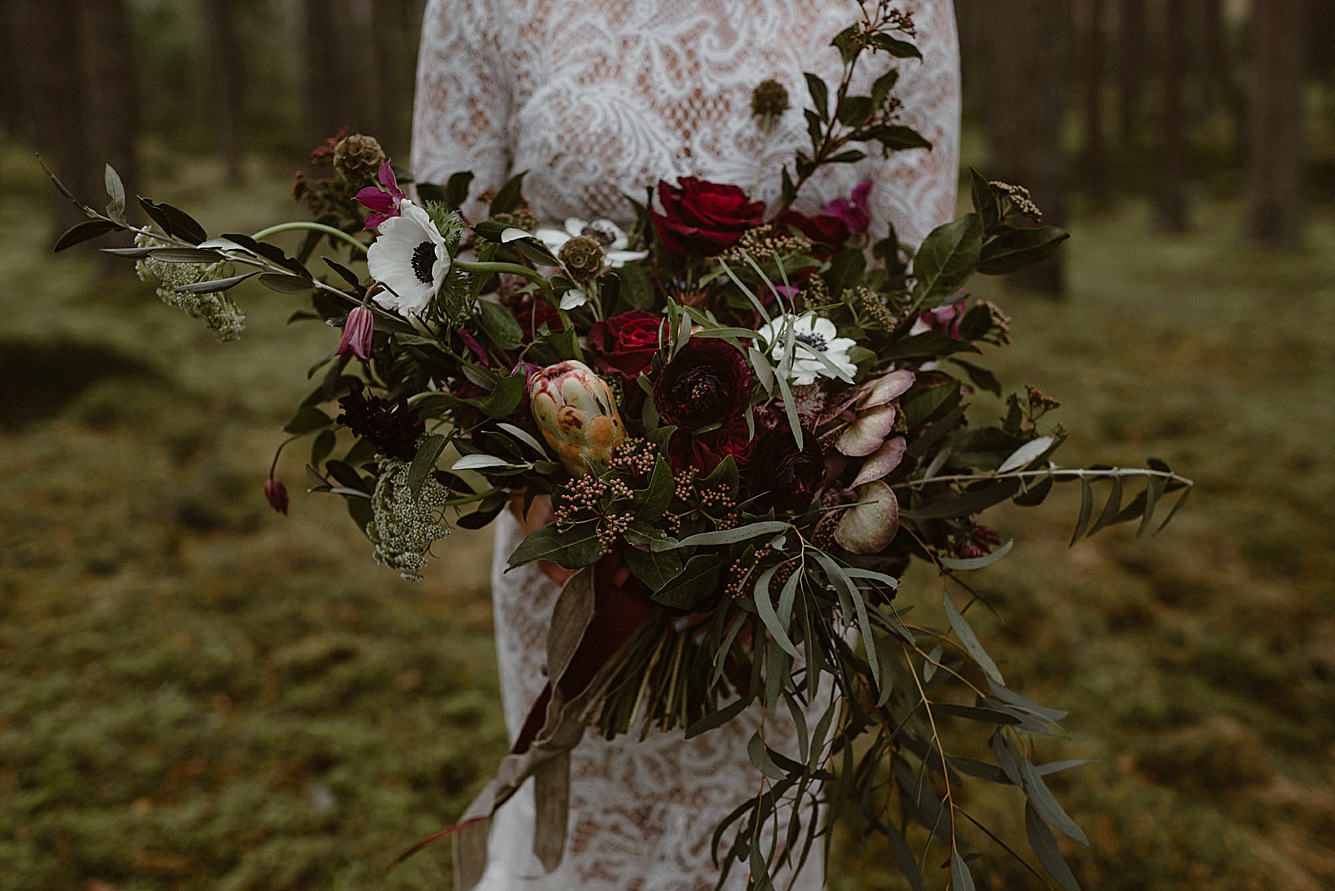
[650,177,766,257]
[746,424,825,513]
[775,208,851,255]
[588,310,666,380]
[667,418,754,476]
[652,338,753,430]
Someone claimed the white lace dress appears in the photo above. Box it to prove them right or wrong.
[411,2,960,888]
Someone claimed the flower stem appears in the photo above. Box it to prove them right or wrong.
[250,222,369,255]
[453,258,555,301]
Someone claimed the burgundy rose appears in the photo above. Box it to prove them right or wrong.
[588,310,666,380]
[650,177,766,257]
[775,208,851,255]
[746,425,825,513]
[667,418,754,476]
[652,338,753,430]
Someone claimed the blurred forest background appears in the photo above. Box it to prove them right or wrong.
[1,0,1332,889]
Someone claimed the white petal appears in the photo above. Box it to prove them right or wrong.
[564,218,589,237]
[501,227,532,243]
[559,289,587,311]
[606,250,649,267]
[535,228,570,250]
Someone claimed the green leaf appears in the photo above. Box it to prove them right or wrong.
[444,170,475,211]
[138,197,207,245]
[685,695,754,739]
[1019,759,1089,846]
[1087,475,1124,536]
[939,538,1014,571]
[747,731,787,780]
[468,370,526,419]
[804,72,829,119]
[651,554,721,609]
[951,850,976,891]
[489,170,527,215]
[148,248,223,263]
[870,32,922,59]
[53,219,123,252]
[258,273,314,294]
[1025,804,1083,891]
[506,523,603,569]
[911,214,982,305]
[934,703,1022,725]
[867,124,932,151]
[836,95,874,128]
[451,454,520,472]
[408,434,447,496]
[970,168,1001,232]
[669,520,790,549]
[870,68,900,108]
[104,164,126,219]
[979,225,1070,275]
[943,590,1005,685]
[477,299,523,350]
[753,564,802,660]
[624,545,684,592]
[174,271,259,294]
[615,263,656,311]
[283,405,332,435]
[637,457,675,523]
[998,436,1056,473]
[1070,476,1094,544]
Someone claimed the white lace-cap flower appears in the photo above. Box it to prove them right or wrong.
[758,311,858,386]
[367,199,449,317]
[535,217,648,267]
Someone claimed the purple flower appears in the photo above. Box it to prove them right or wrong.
[457,327,491,366]
[912,296,967,340]
[337,305,375,361]
[822,179,873,235]
[355,162,407,229]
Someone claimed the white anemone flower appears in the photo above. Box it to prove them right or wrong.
[367,200,449,317]
[758,312,858,386]
[534,217,648,268]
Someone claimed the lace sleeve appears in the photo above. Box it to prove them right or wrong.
[410,0,514,201]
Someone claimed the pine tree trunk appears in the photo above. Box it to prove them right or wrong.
[1117,0,1148,144]
[1080,0,1108,205]
[1246,0,1307,247]
[77,0,139,190]
[985,0,1071,298]
[1198,0,1248,161]
[1154,0,1189,232]
[202,0,245,183]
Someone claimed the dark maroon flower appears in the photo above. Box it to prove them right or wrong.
[588,310,667,380]
[822,179,874,234]
[746,425,825,513]
[667,418,754,476]
[336,380,424,462]
[263,477,289,515]
[336,305,375,361]
[650,177,766,257]
[775,208,851,255]
[652,338,753,430]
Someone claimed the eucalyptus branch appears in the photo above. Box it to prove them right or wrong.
[904,465,1194,489]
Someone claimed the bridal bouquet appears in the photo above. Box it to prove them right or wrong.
[51,4,1189,888]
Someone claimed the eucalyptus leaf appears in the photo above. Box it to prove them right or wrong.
[943,590,1005,685]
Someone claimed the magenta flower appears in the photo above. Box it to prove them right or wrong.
[337,305,375,361]
[822,179,873,234]
[912,296,967,340]
[355,162,407,229]
[263,477,289,515]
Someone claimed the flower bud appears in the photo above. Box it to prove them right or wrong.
[557,235,606,284]
[264,477,289,515]
[750,79,790,119]
[528,360,627,476]
[332,133,387,184]
[336,305,375,361]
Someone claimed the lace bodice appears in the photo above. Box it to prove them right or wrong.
[410,2,960,888]
[412,0,960,248]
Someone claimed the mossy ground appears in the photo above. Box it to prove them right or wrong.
[2,144,1332,889]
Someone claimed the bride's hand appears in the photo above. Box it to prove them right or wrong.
[511,495,579,587]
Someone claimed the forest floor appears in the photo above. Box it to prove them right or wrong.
[2,142,1333,890]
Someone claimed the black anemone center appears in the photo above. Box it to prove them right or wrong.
[411,241,437,284]
[795,331,828,352]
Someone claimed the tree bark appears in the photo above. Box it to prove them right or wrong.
[1246,0,1308,247]
[985,0,1071,298]
[202,0,246,183]
[1154,0,1190,232]
[1080,0,1108,205]
[1117,0,1148,144]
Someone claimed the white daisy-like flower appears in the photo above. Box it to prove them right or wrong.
[534,217,648,268]
[758,312,858,386]
[367,200,449,317]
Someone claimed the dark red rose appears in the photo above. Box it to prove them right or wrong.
[650,177,766,257]
[652,338,753,430]
[668,418,754,476]
[775,208,851,255]
[588,310,666,380]
[746,425,825,513]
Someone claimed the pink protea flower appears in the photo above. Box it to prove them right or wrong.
[822,179,873,234]
[355,162,407,229]
[336,305,375,361]
[528,361,627,476]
